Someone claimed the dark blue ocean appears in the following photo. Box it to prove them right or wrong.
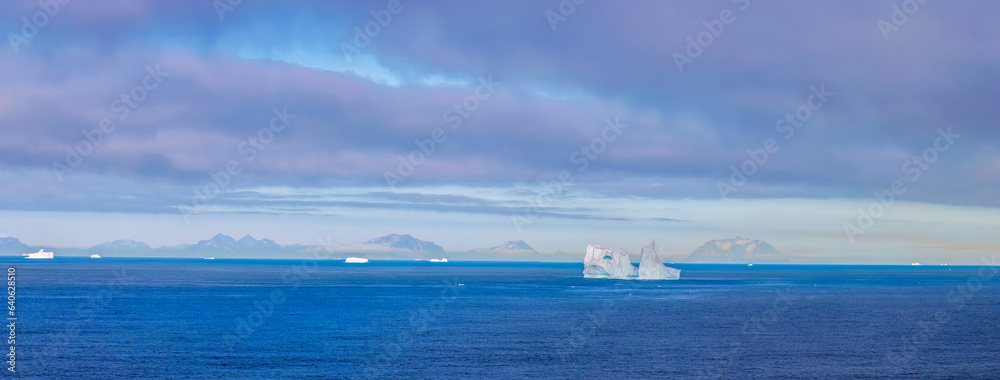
[6,258,1000,379]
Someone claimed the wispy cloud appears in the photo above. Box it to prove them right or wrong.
[1,0,999,259]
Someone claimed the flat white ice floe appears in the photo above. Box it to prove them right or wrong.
[345,257,369,263]
[583,241,680,280]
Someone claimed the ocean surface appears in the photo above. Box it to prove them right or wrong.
[6,258,1000,379]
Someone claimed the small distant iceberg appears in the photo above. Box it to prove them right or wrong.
[345,257,369,263]
[911,262,921,266]
[583,241,680,280]
[90,254,101,259]
[429,258,448,263]
[204,257,215,260]
[23,249,54,259]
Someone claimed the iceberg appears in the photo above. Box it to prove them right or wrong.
[582,242,681,280]
[23,249,54,259]
[583,244,638,279]
[637,241,680,280]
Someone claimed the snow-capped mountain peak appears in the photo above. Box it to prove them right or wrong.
[489,240,535,251]
[685,237,786,263]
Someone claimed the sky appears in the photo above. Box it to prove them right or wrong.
[1,0,999,263]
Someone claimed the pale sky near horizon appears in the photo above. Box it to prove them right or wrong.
[2,0,999,264]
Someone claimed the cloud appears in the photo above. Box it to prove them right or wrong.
[0,0,998,235]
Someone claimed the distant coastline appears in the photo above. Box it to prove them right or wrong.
[0,234,951,265]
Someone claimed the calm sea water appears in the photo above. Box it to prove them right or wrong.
[5,258,1000,379]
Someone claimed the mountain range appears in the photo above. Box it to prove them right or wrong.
[450,240,541,261]
[0,234,790,263]
[342,234,448,260]
[683,237,788,263]
[1,234,313,259]
[0,237,32,256]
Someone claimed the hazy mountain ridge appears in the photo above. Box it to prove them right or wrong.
[483,240,535,251]
[452,240,581,262]
[345,234,448,260]
[1,234,312,259]
[3,235,794,263]
[176,234,281,252]
[0,233,450,260]
[0,237,32,256]
[683,237,787,263]
[89,240,152,254]
[366,234,445,254]
[448,240,534,261]
[155,234,303,258]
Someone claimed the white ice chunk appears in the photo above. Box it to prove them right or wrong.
[637,241,680,280]
[583,244,638,279]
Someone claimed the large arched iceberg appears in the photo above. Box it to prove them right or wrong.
[583,241,680,280]
[583,244,638,278]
